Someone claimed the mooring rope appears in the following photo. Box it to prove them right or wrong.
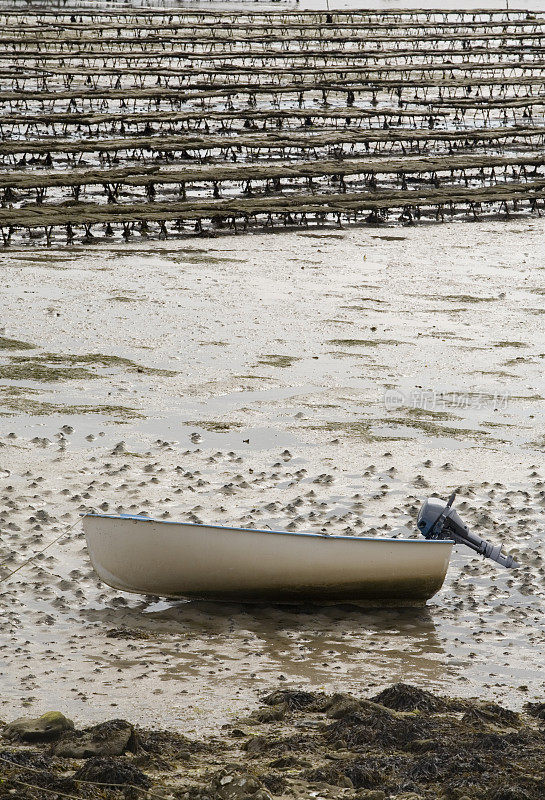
[0,517,81,582]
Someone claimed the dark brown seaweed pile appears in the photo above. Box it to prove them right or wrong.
[1,683,545,799]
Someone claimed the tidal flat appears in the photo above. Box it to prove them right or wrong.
[0,219,544,748]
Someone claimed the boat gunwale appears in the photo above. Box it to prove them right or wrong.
[82,512,454,545]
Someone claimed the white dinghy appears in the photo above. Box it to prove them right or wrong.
[83,514,453,603]
[82,494,519,604]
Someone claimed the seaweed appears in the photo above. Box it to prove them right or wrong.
[371,683,453,713]
[0,352,176,383]
[256,355,301,368]
[3,683,545,800]
[73,756,150,787]
[0,337,36,351]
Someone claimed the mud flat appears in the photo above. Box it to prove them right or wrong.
[2,684,545,800]
[1,425,545,733]
[1,5,545,797]
[0,218,544,733]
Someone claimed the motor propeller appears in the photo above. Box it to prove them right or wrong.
[417,492,520,569]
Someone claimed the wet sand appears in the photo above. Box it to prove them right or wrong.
[0,220,544,734]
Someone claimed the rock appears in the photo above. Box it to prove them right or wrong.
[3,712,74,742]
[208,767,272,800]
[355,792,386,800]
[73,757,150,788]
[243,736,270,755]
[54,719,138,758]
[248,704,287,724]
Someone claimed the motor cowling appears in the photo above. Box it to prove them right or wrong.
[417,493,519,569]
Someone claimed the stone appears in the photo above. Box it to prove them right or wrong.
[207,768,272,800]
[54,719,137,758]
[395,795,423,800]
[3,712,74,742]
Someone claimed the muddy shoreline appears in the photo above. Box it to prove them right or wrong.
[2,683,544,799]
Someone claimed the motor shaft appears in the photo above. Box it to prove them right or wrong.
[417,495,520,569]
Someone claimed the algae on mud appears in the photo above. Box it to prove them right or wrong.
[0,361,94,383]
[257,355,302,368]
[304,419,399,443]
[10,352,177,376]
[0,397,143,419]
[0,337,36,351]
[185,420,243,432]
[0,351,177,383]
[329,339,402,348]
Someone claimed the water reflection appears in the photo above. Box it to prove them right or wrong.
[84,599,447,689]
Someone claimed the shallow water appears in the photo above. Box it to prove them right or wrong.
[0,218,544,733]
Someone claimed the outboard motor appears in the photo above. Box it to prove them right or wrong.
[417,492,519,569]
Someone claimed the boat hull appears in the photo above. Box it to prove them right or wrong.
[83,515,452,603]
